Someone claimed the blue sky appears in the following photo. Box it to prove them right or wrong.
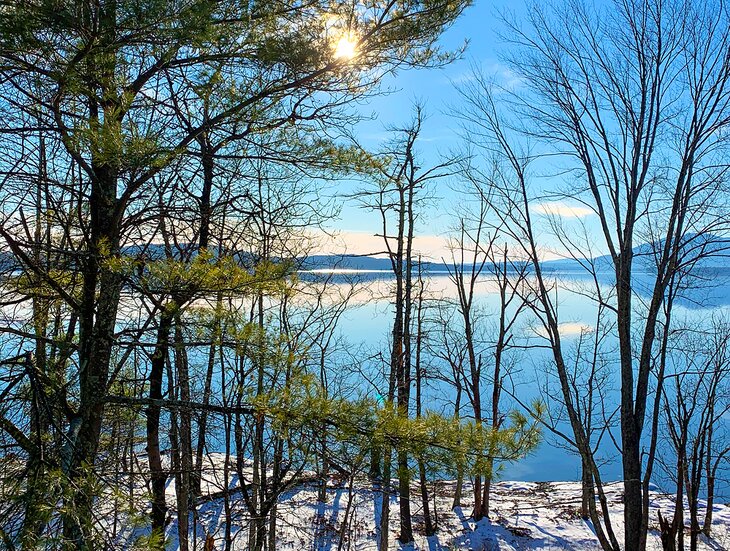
[325,0,517,255]
[321,0,604,261]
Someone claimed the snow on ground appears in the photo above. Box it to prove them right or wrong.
[113,453,730,550]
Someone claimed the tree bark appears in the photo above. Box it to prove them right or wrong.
[147,309,173,538]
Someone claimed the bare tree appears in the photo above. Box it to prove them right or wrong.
[451,1,730,548]
[439,169,528,520]
[658,315,730,551]
[353,105,458,546]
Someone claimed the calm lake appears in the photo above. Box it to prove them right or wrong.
[309,269,730,495]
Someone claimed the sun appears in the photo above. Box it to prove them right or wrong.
[334,32,358,60]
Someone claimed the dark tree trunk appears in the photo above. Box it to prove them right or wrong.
[581,459,592,520]
[378,446,393,551]
[194,293,222,496]
[703,467,716,536]
[147,309,173,538]
[62,157,123,548]
[658,510,678,551]
[415,265,434,536]
[452,386,463,510]
[174,317,192,551]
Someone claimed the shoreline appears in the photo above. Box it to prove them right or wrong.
[103,454,730,550]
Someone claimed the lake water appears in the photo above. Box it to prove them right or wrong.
[308,269,730,494]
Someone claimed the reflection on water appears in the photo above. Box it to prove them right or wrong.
[308,269,730,491]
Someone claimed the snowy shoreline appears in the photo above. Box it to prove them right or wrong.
[108,454,730,550]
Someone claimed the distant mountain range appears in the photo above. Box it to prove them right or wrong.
[302,234,730,274]
[2,234,728,274]
[541,233,730,273]
[300,255,454,272]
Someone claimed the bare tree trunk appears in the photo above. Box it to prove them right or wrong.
[397,168,416,544]
[268,437,284,551]
[378,447,393,551]
[174,317,192,551]
[415,261,435,536]
[580,459,592,520]
[452,385,463,510]
[658,510,678,551]
[147,309,172,539]
[337,472,357,551]
[195,291,224,496]
[222,412,233,550]
[167,354,184,550]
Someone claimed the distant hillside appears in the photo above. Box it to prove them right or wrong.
[300,255,454,272]
[2,234,727,275]
[541,233,730,273]
[304,235,730,275]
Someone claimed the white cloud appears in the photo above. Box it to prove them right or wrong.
[532,202,594,219]
[308,228,570,263]
[491,63,526,91]
[556,322,594,336]
[447,61,526,91]
[534,322,594,339]
[309,229,452,260]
